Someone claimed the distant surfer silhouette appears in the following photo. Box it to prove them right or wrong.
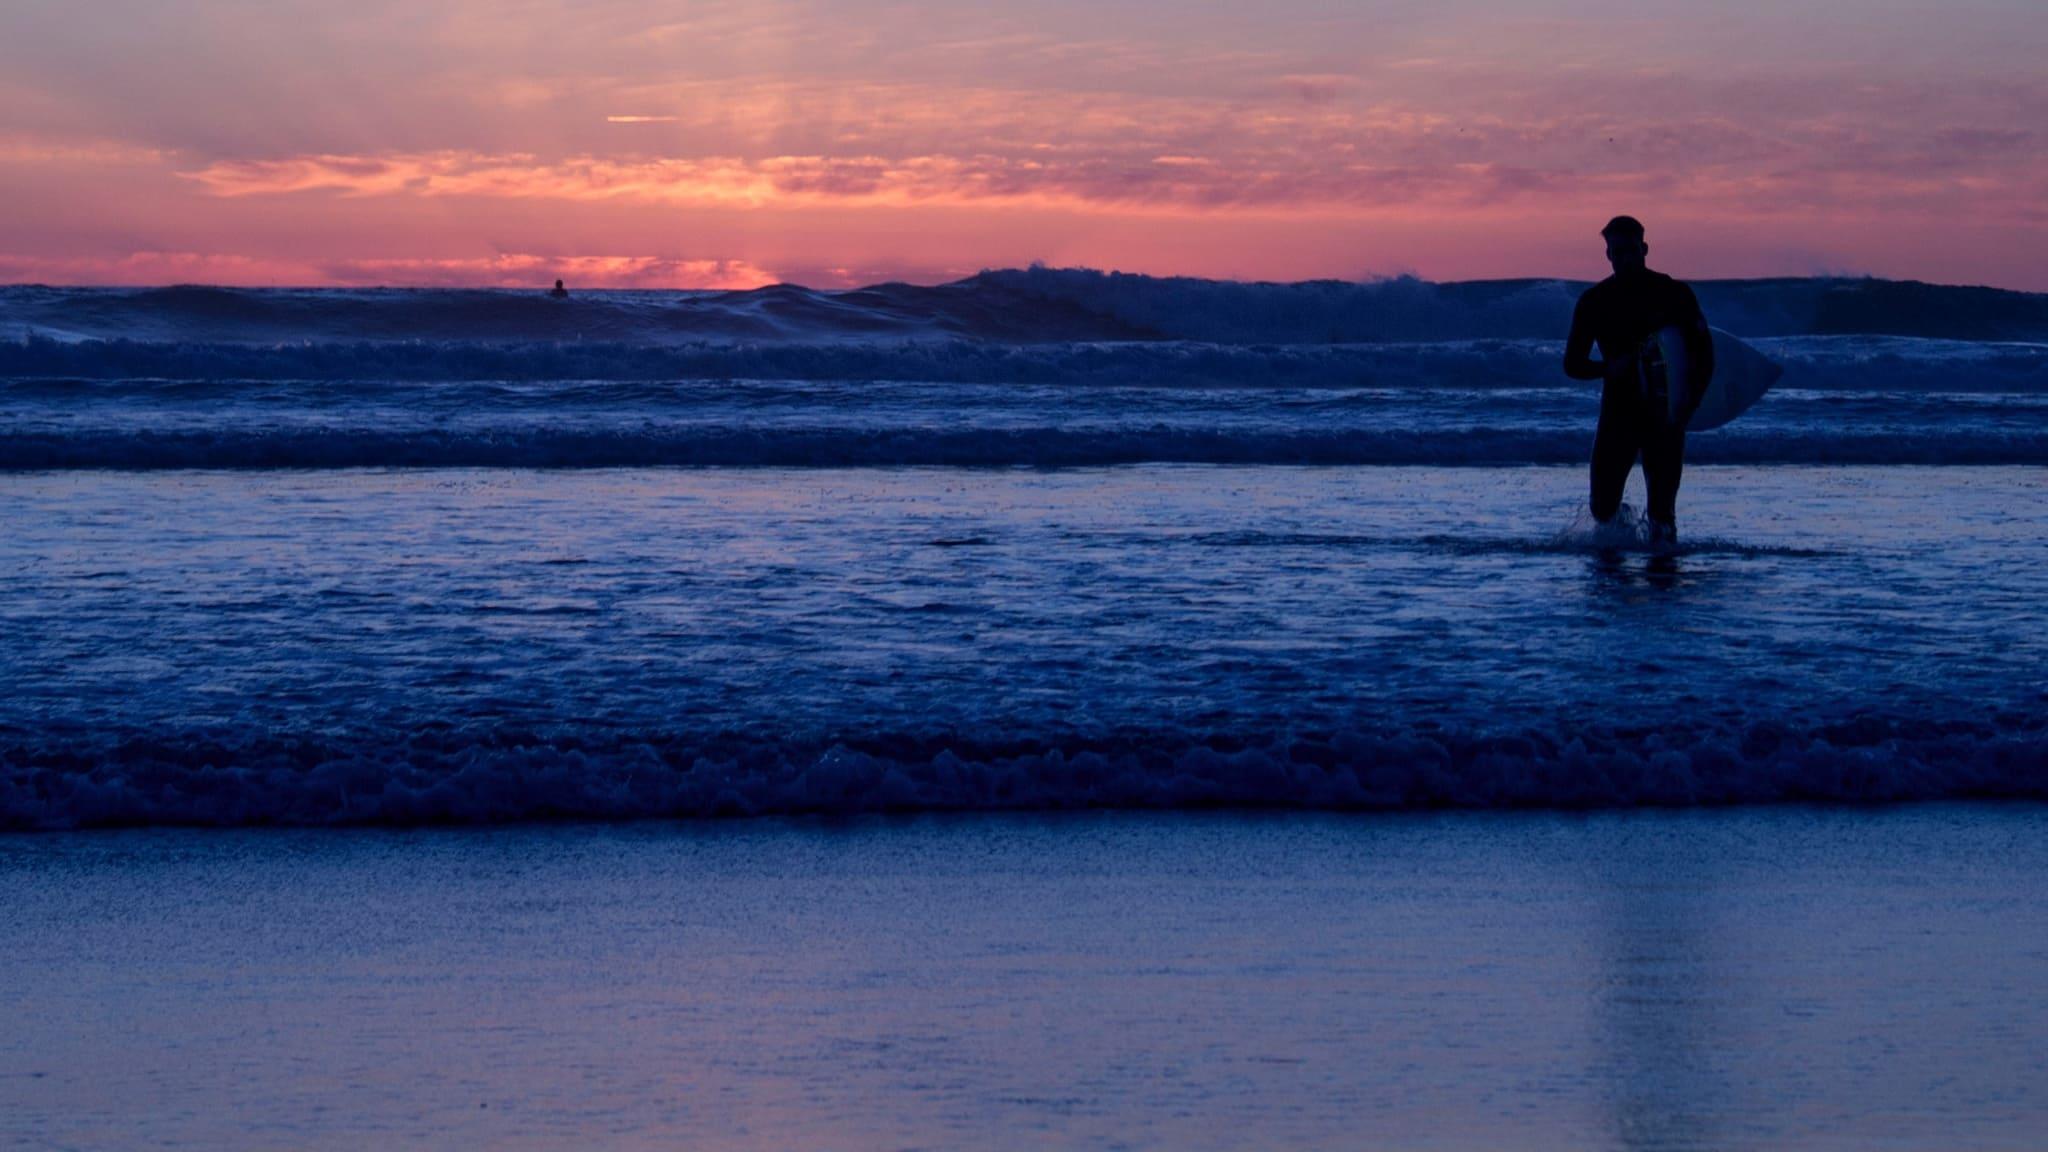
[548,279,569,299]
[1563,216,1715,545]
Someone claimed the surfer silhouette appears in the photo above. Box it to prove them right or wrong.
[548,279,569,299]
[1563,216,1715,545]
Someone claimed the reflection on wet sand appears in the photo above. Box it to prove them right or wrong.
[1589,821,1735,1151]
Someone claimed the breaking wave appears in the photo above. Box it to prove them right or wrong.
[8,269,2048,348]
[6,270,2045,473]
[4,333,2047,390]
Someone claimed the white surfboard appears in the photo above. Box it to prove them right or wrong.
[1643,326,1782,431]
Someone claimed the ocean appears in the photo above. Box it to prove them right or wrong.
[3,269,2044,826]
[2,269,2045,1148]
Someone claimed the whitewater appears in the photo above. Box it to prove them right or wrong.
[1,268,2044,828]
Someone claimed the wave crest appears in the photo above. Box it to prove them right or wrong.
[8,270,2048,348]
[4,334,2044,391]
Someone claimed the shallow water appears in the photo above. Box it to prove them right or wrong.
[2,465,2043,826]
[3,807,2045,1150]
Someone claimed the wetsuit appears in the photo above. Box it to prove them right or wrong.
[1563,269,1714,525]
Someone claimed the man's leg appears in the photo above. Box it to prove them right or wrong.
[1641,420,1687,528]
[1589,382,1639,523]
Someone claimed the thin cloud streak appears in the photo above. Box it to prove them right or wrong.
[0,250,781,289]
[178,141,2048,224]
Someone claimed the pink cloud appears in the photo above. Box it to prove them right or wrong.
[171,132,2048,228]
[319,255,777,289]
[0,250,310,285]
[0,250,779,289]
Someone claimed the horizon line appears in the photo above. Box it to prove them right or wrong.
[1,267,2037,297]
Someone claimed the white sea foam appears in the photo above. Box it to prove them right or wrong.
[3,332,2045,470]
[4,332,2046,392]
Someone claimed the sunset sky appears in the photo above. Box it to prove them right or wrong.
[3,0,2044,289]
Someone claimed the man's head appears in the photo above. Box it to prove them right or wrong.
[1600,215,1648,274]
